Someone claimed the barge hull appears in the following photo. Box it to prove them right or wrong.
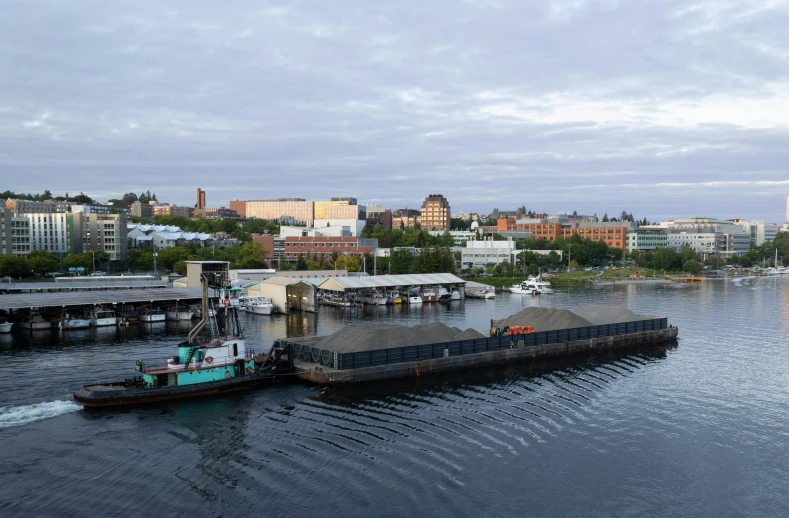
[295,327,678,385]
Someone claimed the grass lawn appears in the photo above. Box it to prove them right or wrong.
[600,267,661,280]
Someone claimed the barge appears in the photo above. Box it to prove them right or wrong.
[274,316,677,385]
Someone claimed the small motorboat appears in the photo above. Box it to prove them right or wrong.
[245,296,274,316]
[0,320,12,333]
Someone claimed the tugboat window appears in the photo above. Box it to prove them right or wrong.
[233,343,238,356]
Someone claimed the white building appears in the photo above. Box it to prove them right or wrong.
[461,238,517,269]
[27,212,75,255]
[731,220,779,246]
[127,223,211,250]
[656,217,752,258]
[280,222,364,238]
[427,230,479,245]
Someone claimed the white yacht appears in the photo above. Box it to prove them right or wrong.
[526,277,553,295]
[245,296,274,316]
[508,281,533,294]
[140,308,166,323]
[0,320,13,333]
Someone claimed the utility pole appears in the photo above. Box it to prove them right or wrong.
[153,246,159,278]
[92,250,96,273]
[567,246,571,271]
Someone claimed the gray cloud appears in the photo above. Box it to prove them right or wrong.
[1,0,788,221]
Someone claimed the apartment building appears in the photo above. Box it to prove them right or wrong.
[561,222,633,250]
[130,201,155,219]
[392,209,421,229]
[153,204,193,218]
[0,208,30,256]
[5,199,70,213]
[86,213,128,262]
[421,194,450,230]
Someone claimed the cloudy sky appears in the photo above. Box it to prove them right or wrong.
[1,0,788,222]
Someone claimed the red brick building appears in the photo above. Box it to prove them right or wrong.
[283,236,375,260]
[252,234,275,259]
[497,218,629,250]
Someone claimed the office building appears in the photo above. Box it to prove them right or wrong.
[626,228,668,253]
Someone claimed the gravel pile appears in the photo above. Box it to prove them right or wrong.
[571,306,645,325]
[316,322,486,353]
[497,307,592,332]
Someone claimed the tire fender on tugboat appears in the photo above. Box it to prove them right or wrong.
[205,356,213,364]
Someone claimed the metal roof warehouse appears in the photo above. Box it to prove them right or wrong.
[317,273,466,292]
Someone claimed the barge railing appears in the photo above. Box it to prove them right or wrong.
[276,317,670,371]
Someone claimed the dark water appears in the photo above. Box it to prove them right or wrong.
[1,277,788,517]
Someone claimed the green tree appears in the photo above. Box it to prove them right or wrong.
[62,254,92,270]
[235,241,269,269]
[137,251,155,271]
[173,260,188,275]
[0,255,29,278]
[27,250,59,276]
[653,247,678,271]
[335,255,361,272]
[295,253,307,271]
[389,249,414,274]
[306,260,322,270]
[157,246,194,270]
[683,259,702,275]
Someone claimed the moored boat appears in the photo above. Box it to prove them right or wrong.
[140,308,166,323]
[92,308,117,327]
[245,296,274,315]
[0,320,12,333]
[165,307,194,321]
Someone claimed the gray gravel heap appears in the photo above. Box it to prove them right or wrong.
[316,322,486,353]
[570,305,645,325]
[496,307,592,332]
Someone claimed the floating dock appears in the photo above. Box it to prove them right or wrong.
[273,317,678,385]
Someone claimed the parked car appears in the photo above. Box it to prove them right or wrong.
[92,271,107,276]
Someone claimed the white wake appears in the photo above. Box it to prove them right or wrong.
[0,400,82,429]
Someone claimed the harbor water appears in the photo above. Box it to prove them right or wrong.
[1,276,788,517]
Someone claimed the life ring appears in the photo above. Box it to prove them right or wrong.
[223,299,231,308]
[245,366,253,375]
[225,370,232,379]
[204,356,213,364]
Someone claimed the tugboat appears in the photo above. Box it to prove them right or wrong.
[73,272,290,408]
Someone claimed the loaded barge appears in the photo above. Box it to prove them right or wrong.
[273,316,678,385]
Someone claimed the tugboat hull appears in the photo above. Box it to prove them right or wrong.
[74,373,274,408]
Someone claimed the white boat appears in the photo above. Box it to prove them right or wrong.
[526,277,553,295]
[408,289,423,304]
[59,317,92,329]
[451,290,462,301]
[364,290,388,305]
[166,307,194,321]
[140,308,166,322]
[469,287,495,299]
[92,309,117,327]
[245,296,274,315]
[508,281,533,294]
[0,320,12,333]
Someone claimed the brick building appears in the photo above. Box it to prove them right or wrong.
[283,236,377,261]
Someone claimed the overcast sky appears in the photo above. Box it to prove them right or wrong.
[1,0,788,222]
